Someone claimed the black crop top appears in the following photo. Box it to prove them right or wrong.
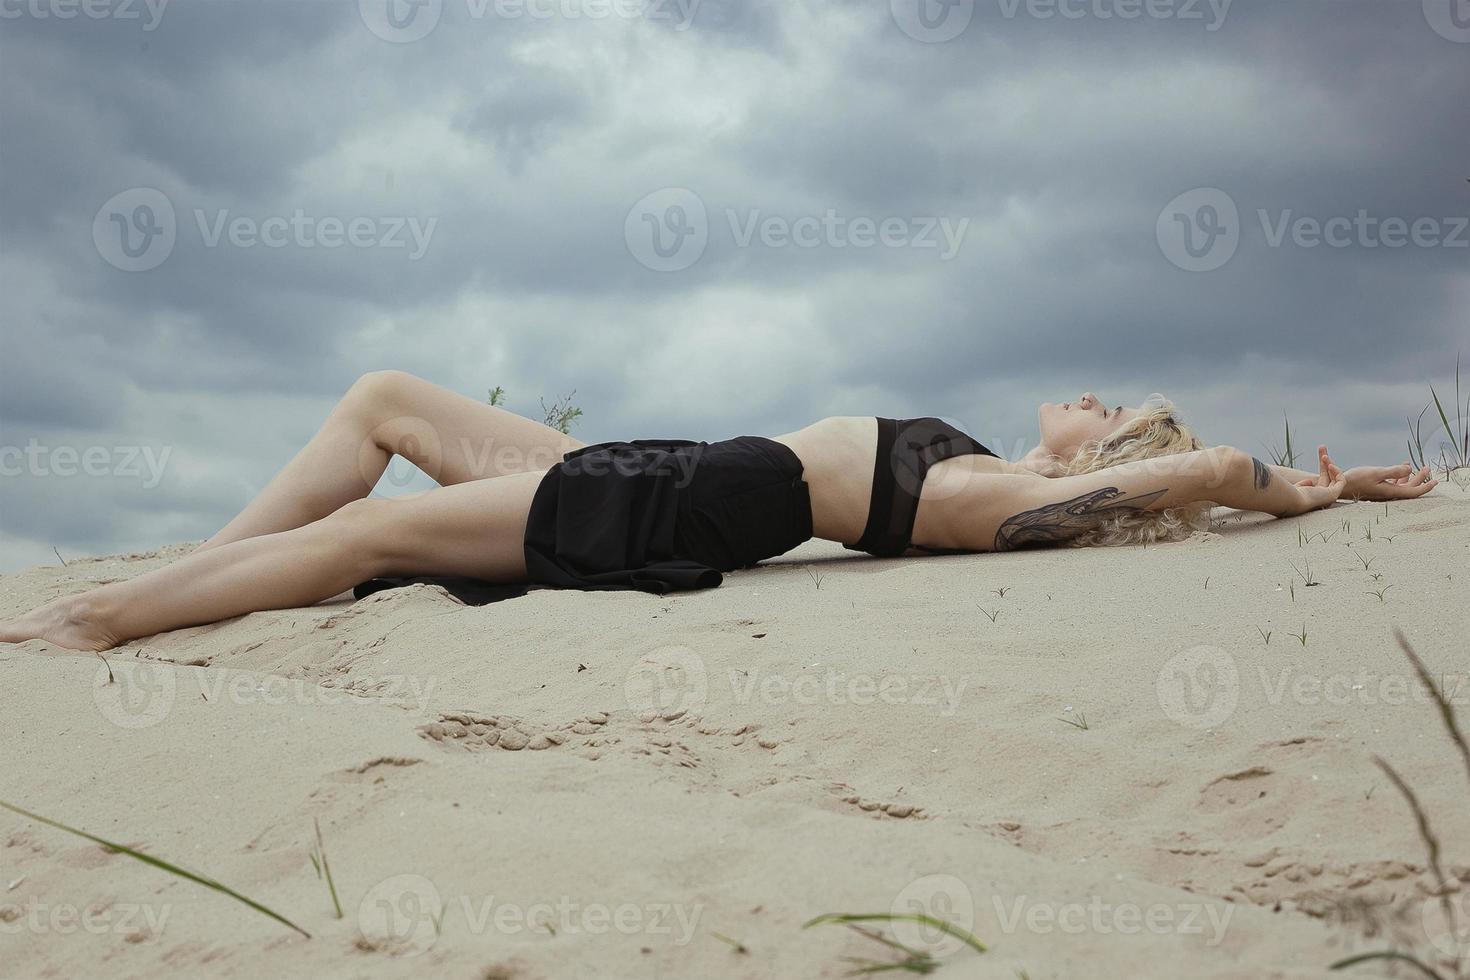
[843,416,998,558]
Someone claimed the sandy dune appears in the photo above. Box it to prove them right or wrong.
[3,490,1468,979]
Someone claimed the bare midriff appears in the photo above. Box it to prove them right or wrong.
[769,416,1029,551]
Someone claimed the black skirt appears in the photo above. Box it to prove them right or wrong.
[522,435,814,595]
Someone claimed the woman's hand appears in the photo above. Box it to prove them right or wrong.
[1284,444,1347,516]
[1334,460,1439,501]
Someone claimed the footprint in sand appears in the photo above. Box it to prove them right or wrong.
[418,711,609,751]
[826,782,926,820]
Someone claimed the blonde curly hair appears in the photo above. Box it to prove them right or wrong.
[1056,393,1213,548]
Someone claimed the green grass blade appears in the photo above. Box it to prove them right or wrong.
[0,799,311,938]
[313,818,344,919]
[1430,384,1459,467]
[1329,950,1448,980]
[803,913,988,954]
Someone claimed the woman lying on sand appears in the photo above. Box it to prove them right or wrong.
[1,370,1439,652]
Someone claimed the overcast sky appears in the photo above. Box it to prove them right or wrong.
[1,0,1467,572]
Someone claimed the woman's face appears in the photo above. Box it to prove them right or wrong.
[1038,391,1141,459]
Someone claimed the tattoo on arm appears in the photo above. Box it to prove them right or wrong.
[993,486,1169,551]
[1251,456,1273,490]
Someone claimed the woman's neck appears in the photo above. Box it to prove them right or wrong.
[1016,445,1067,478]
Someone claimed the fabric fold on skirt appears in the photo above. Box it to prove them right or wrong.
[523,438,726,595]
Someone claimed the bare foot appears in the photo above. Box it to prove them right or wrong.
[0,595,120,652]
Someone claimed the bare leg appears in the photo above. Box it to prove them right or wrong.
[0,471,547,652]
[196,370,587,554]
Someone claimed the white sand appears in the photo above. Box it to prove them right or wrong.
[3,491,1468,979]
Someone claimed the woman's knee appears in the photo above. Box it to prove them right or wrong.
[315,497,399,568]
[339,370,419,422]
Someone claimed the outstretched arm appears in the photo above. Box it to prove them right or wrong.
[973,445,1345,551]
[1269,448,1436,502]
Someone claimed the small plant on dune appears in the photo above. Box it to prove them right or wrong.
[807,567,826,590]
[540,391,585,435]
[1257,626,1273,645]
[1407,353,1470,485]
[1266,413,1299,469]
[1365,586,1393,603]
[308,817,343,919]
[712,932,750,954]
[0,800,310,938]
[803,912,987,975]
[487,386,585,435]
[1058,711,1089,731]
[1351,549,1376,571]
[1291,560,1321,587]
[1331,630,1470,980]
[1293,624,1309,647]
[977,605,1000,623]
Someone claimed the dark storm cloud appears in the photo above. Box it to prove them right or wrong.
[1,0,1466,569]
